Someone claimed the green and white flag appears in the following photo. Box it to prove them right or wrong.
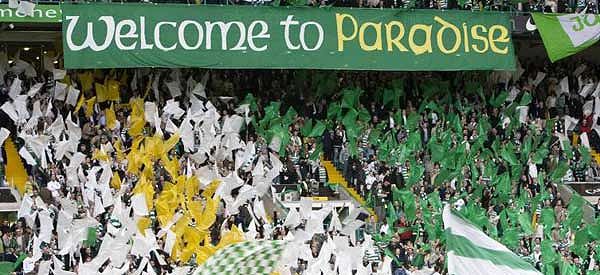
[194,240,284,275]
[443,205,541,275]
[532,13,600,62]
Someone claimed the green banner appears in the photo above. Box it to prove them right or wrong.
[0,4,61,23]
[532,13,600,62]
[62,4,515,71]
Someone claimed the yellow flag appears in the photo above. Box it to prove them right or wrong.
[84,96,96,118]
[183,228,205,250]
[163,133,180,155]
[202,179,221,199]
[180,245,195,263]
[96,82,108,103]
[3,137,28,195]
[195,245,216,266]
[105,104,117,130]
[187,200,204,224]
[215,225,244,250]
[126,150,142,175]
[132,175,154,210]
[156,184,178,227]
[173,215,190,237]
[78,71,94,92]
[197,196,218,230]
[162,154,180,180]
[137,217,151,235]
[74,92,85,113]
[128,98,145,137]
[110,171,121,190]
[113,140,125,161]
[184,175,199,198]
[106,79,120,102]
[92,149,109,162]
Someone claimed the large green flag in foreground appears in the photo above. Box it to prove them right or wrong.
[194,240,284,275]
[443,205,541,275]
[532,13,600,62]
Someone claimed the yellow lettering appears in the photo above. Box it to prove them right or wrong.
[462,23,470,53]
[488,25,509,54]
[359,22,383,51]
[385,21,408,52]
[336,13,358,51]
[408,24,433,55]
[434,16,461,54]
[470,25,488,53]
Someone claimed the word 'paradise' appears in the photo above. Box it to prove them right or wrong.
[64,13,510,55]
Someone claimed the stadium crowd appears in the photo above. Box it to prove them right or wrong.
[0,54,600,275]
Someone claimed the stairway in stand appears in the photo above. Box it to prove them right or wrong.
[322,160,378,221]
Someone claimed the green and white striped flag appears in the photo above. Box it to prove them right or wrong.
[193,240,284,275]
[532,13,600,62]
[443,205,541,275]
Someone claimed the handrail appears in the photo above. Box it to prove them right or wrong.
[49,1,584,17]
[563,181,600,185]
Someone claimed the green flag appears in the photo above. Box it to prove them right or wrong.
[342,109,358,129]
[341,88,362,109]
[282,107,297,126]
[494,173,511,200]
[521,136,533,163]
[541,240,558,264]
[489,90,508,108]
[384,248,404,266]
[541,240,558,275]
[357,107,371,122]
[0,254,25,274]
[309,142,323,160]
[580,146,592,166]
[562,139,573,160]
[519,92,532,106]
[533,147,549,165]
[559,257,579,275]
[573,228,589,258]
[500,145,519,166]
[308,120,326,137]
[327,103,342,120]
[382,89,397,108]
[532,13,600,62]
[588,222,600,240]
[270,123,291,155]
[240,93,258,113]
[541,208,555,237]
[550,161,569,182]
[84,226,97,246]
[0,262,14,274]
[406,163,424,187]
[300,119,313,137]
[394,188,416,223]
[517,211,533,235]
[405,112,420,132]
[386,202,398,233]
[501,227,519,249]
[567,194,584,230]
